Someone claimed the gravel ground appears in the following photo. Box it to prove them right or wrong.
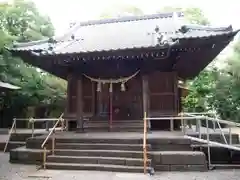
[1,152,240,180]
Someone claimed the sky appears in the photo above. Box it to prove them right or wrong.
[31,0,240,61]
[30,0,240,36]
[1,0,239,60]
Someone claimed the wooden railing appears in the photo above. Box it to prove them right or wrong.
[41,113,65,169]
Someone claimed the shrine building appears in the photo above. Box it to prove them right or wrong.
[8,12,239,132]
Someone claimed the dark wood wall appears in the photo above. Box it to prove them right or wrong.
[148,72,178,116]
[66,71,179,121]
[67,75,95,117]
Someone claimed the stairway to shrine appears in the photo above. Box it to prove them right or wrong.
[45,138,151,173]
[10,132,210,173]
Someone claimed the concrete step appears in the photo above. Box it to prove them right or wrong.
[151,151,207,171]
[83,127,143,132]
[154,164,207,171]
[86,122,144,125]
[84,125,143,129]
[0,129,9,134]
[151,144,191,151]
[86,120,144,123]
[0,142,5,151]
[6,141,25,152]
[10,133,43,142]
[160,151,206,165]
[55,143,151,151]
[45,162,148,173]
[56,138,143,144]
[54,149,148,158]
[10,146,51,164]
[47,155,151,166]
[26,138,144,149]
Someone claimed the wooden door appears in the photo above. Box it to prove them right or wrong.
[112,77,142,120]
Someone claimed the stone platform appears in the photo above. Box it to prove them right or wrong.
[9,131,207,172]
[6,130,240,173]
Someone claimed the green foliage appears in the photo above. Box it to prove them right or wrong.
[0,0,66,120]
[209,41,240,121]
[100,5,143,18]
[159,6,210,25]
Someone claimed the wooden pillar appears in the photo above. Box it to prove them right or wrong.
[142,75,150,129]
[65,74,72,115]
[77,75,83,131]
[97,86,102,116]
[65,74,72,131]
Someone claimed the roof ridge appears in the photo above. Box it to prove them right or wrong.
[13,39,49,48]
[57,12,184,41]
[183,24,233,32]
[77,12,184,27]
[12,12,184,48]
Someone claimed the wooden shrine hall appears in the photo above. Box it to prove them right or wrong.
[8,12,239,131]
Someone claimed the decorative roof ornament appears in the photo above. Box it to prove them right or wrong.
[154,25,180,48]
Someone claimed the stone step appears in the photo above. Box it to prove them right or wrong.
[149,137,191,145]
[47,155,151,166]
[55,143,151,151]
[0,129,9,134]
[84,125,143,128]
[154,164,207,171]
[26,138,145,149]
[151,144,192,151]
[6,141,26,152]
[151,151,207,165]
[10,133,43,142]
[54,149,149,159]
[56,138,143,144]
[0,142,4,151]
[151,151,207,171]
[10,146,51,164]
[83,127,143,132]
[86,120,144,123]
[86,122,143,125]
[45,162,148,173]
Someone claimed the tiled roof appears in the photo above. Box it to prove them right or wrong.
[9,12,237,55]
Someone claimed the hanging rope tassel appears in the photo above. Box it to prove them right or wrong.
[121,82,125,91]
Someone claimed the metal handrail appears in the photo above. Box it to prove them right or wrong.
[3,115,65,153]
[3,118,16,153]
[41,113,64,169]
[41,113,64,148]
[143,112,147,174]
[144,111,240,169]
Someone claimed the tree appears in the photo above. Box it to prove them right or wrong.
[100,5,143,18]
[159,6,210,25]
[158,7,215,112]
[208,41,240,121]
[0,0,66,123]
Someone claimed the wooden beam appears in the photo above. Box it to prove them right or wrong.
[77,75,83,131]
